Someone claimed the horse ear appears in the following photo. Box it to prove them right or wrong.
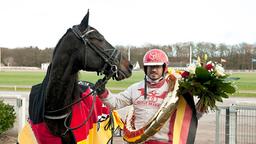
[79,10,89,31]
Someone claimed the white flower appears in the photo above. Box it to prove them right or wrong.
[206,61,214,66]
[206,61,214,72]
[215,64,225,76]
[187,63,196,74]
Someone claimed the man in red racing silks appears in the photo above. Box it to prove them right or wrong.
[96,49,200,144]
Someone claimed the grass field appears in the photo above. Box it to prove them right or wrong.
[0,70,255,97]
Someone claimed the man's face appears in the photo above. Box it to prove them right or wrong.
[146,65,163,80]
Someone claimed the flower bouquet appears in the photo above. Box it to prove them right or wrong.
[177,59,238,113]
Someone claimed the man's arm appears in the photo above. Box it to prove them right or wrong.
[95,79,134,110]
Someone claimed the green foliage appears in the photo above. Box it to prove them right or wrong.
[195,67,211,82]
[0,100,16,134]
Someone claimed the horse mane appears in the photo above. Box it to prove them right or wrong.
[45,29,81,114]
[51,29,71,58]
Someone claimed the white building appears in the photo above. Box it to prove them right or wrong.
[133,61,140,71]
[41,63,50,70]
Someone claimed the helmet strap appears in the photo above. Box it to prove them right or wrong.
[163,64,168,75]
[144,75,147,100]
[143,66,147,75]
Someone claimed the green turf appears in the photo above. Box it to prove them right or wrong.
[0,71,255,97]
[231,92,256,97]
[0,71,46,85]
[231,72,256,90]
[79,71,143,88]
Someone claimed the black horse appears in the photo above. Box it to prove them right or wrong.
[28,11,133,143]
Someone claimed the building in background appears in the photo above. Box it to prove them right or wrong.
[41,63,50,71]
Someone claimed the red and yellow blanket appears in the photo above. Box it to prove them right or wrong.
[19,88,197,144]
[18,88,123,144]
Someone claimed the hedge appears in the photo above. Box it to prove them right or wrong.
[0,100,16,135]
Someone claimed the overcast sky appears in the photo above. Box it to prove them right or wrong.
[0,0,256,48]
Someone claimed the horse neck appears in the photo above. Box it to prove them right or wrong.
[45,53,81,113]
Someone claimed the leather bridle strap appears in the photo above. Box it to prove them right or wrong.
[62,91,97,136]
[71,25,120,73]
[71,26,88,69]
[72,25,129,79]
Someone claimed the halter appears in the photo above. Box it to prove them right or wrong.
[71,25,123,78]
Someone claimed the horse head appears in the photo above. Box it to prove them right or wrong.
[52,11,133,81]
[43,11,133,142]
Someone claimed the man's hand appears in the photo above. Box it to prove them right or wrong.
[95,79,106,95]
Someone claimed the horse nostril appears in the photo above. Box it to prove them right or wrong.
[129,64,133,70]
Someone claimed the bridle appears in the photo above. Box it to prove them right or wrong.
[44,25,125,136]
[72,25,127,78]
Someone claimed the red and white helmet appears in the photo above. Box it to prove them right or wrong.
[143,49,169,73]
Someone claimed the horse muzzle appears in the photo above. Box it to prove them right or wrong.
[114,64,133,81]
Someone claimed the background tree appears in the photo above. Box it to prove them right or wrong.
[1,42,256,70]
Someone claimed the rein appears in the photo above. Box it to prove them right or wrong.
[45,73,114,137]
[45,73,114,115]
